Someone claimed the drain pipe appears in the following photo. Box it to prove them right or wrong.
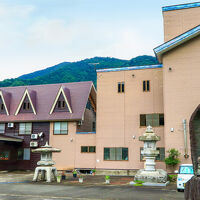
[183,119,189,158]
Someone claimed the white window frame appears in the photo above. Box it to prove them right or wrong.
[53,122,68,135]
[19,123,32,135]
[0,123,5,134]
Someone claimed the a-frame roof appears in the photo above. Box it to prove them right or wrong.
[154,25,200,62]
[0,81,96,122]
[15,88,37,115]
[49,86,72,114]
[0,90,11,116]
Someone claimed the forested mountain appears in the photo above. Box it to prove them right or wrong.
[0,55,158,87]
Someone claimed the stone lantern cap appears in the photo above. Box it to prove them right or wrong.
[139,126,160,142]
[32,142,61,153]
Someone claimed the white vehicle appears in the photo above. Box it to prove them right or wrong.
[177,164,194,192]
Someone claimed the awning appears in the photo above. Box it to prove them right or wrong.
[0,135,23,142]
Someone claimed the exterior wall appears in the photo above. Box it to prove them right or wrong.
[77,108,96,132]
[96,68,165,170]
[163,7,200,42]
[50,122,96,170]
[162,36,200,166]
[0,122,50,170]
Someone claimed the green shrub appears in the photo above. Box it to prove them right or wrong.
[133,180,144,186]
[165,148,180,167]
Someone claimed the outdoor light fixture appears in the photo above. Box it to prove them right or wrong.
[132,136,136,139]
[168,67,172,71]
[170,128,174,132]
[132,74,135,77]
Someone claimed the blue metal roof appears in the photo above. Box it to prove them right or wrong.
[96,64,163,73]
[154,25,200,62]
[163,2,200,12]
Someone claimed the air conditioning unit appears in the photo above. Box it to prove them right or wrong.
[31,134,38,140]
[30,141,38,147]
[7,123,14,128]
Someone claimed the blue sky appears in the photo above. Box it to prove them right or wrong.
[0,0,195,80]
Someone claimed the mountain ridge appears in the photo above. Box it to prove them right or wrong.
[0,55,158,87]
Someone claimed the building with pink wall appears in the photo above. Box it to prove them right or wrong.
[96,2,200,172]
[0,2,200,173]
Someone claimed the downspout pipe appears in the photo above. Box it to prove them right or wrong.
[183,119,189,158]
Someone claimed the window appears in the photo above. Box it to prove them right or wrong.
[81,146,96,153]
[54,122,68,134]
[19,123,32,135]
[57,100,66,109]
[0,150,10,160]
[143,80,150,92]
[0,104,4,111]
[140,147,165,161]
[118,82,125,93]
[104,147,128,161]
[0,123,5,134]
[92,122,96,132]
[17,148,30,160]
[23,102,31,110]
[140,114,164,127]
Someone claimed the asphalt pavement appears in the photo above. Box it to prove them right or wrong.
[0,183,184,200]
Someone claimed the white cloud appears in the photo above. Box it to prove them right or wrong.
[0,4,35,18]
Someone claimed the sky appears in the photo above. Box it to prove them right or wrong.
[0,0,195,80]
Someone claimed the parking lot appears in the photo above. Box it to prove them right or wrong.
[0,171,184,200]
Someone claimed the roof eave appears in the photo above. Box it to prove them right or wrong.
[154,26,200,62]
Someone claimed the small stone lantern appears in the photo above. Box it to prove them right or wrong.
[135,126,168,185]
[32,142,61,182]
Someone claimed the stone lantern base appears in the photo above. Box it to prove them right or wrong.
[135,169,168,184]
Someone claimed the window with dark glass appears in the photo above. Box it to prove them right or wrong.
[104,147,128,161]
[81,146,96,153]
[17,148,30,160]
[23,102,31,110]
[140,114,164,127]
[92,122,96,132]
[0,104,4,111]
[143,80,150,92]
[140,147,165,161]
[118,82,125,93]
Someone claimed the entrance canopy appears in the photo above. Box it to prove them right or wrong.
[0,135,23,143]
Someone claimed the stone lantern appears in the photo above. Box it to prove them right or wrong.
[135,126,168,185]
[32,142,61,182]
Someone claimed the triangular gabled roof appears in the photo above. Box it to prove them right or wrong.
[0,90,11,116]
[0,81,95,122]
[49,86,72,114]
[154,25,200,62]
[15,88,37,115]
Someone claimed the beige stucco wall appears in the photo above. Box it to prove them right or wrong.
[49,122,96,170]
[96,68,165,170]
[163,7,200,42]
[162,36,200,166]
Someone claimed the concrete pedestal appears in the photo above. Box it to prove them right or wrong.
[135,169,168,183]
[33,166,57,182]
